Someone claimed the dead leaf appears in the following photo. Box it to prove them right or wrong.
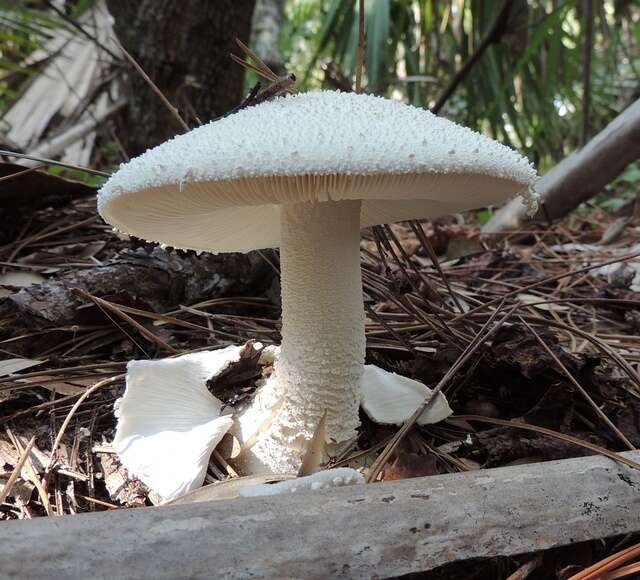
[0,359,44,378]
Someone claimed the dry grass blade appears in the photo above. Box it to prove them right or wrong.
[365,302,516,482]
[298,410,328,476]
[77,289,178,354]
[42,375,123,489]
[112,36,190,132]
[568,542,640,580]
[519,316,635,450]
[0,435,36,506]
[5,428,52,516]
[0,164,47,184]
[456,415,640,471]
[409,220,465,313]
[0,150,110,177]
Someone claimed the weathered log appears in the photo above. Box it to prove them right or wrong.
[0,451,638,579]
[0,247,273,330]
[483,98,640,233]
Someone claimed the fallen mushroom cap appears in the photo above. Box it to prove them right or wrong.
[98,90,538,253]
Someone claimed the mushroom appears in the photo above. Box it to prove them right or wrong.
[98,90,537,476]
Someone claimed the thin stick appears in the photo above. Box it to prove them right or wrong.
[112,36,190,132]
[0,164,47,184]
[568,543,640,580]
[78,495,122,510]
[520,317,635,450]
[0,150,110,177]
[355,0,365,93]
[212,449,239,478]
[506,555,543,580]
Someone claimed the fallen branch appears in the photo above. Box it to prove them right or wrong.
[1,451,638,578]
[483,98,640,233]
[0,246,273,330]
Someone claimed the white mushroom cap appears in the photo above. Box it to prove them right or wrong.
[98,90,537,253]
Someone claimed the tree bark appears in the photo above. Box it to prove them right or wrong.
[0,247,271,331]
[107,0,256,155]
[483,98,640,233]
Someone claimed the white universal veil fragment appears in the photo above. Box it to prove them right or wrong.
[112,345,253,502]
[98,91,538,475]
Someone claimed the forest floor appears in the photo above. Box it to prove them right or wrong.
[0,173,639,579]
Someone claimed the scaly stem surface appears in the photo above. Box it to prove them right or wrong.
[239,199,365,473]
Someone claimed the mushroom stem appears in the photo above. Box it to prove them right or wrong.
[239,199,365,473]
[277,199,366,442]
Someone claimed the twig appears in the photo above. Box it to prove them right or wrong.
[355,0,365,93]
[0,164,47,184]
[568,542,640,580]
[506,555,544,580]
[5,428,52,516]
[75,289,177,354]
[112,36,190,132]
[0,150,110,177]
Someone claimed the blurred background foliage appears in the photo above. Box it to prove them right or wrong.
[283,0,639,171]
[1,0,639,174]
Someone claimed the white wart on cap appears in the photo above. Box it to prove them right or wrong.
[99,91,537,476]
